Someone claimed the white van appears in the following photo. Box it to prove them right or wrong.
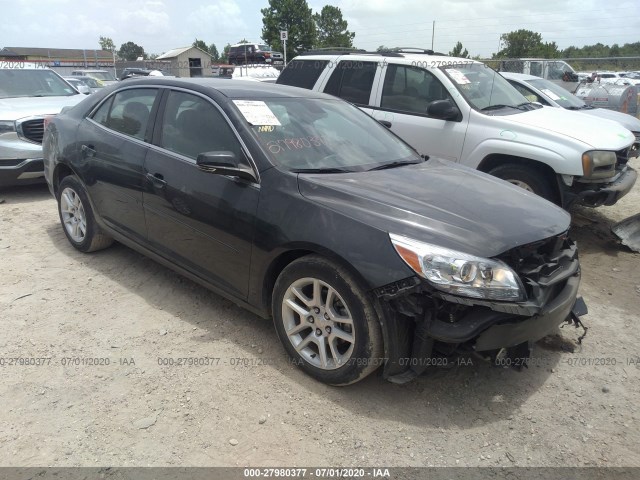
[277,51,637,208]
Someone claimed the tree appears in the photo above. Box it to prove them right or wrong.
[220,43,231,63]
[494,29,559,58]
[313,6,354,48]
[449,41,469,58]
[209,43,219,62]
[376,45,390,52]
[118,41,146,61]
[193,39,209,53]
[99,36,115,52]
[261,0,316,58]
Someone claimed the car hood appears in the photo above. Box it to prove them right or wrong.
[0,95,85,120]
[298,159,570,258]
[506,107,635,150]
[576,107,640,133]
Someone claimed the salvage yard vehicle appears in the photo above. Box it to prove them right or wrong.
[277,50,637,208]
[502,72,640,159]
[43,78,586,385]
[0,62,85,187]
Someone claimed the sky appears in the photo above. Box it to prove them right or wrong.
[1,0,639,58]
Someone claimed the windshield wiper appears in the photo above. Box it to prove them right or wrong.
[291,167,354,173]
[367,160,421,171]
[481,104,522,112]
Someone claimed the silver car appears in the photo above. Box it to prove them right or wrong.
[0,63,85,187]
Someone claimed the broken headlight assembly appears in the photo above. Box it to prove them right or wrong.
[389,233,525,301]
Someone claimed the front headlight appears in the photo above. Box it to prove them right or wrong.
[389,233,525,301]
[0,120,16,135]
[581,150,616,178]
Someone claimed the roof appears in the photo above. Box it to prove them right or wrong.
[293,52,481,67]
[156,46,211,60]
[0,47,113,59]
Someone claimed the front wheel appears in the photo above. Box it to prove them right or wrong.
[57,175,113,252]
[489,164,556,203]
[272,255,383,385]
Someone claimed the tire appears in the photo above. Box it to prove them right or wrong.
[489,163,556,203]
[56,175,113,253]
[272,255,384,386]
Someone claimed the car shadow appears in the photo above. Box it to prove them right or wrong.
[0,183,51,204]
[43,221,576,430]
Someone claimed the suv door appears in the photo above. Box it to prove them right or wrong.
[320,59,379,116]
[370,64,469,161]
[77,87,160,242]
[143,89,259,298]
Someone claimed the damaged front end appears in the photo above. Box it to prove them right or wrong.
[374,232,587,383]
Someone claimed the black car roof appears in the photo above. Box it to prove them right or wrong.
[118,77,327,100]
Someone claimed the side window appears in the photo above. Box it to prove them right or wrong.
[277,60,329,89]
[91,88,157,140]
[508,81,546,104]
[324,61,377,105]
[381,65,452,115]
[159,91,242,161]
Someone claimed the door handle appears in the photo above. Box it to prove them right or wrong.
[81,144,96,157]
[146,172,166,189]
[378,120,392,128]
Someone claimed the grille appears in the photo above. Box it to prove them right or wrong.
[615,146,630,167]
[19,118,45,144]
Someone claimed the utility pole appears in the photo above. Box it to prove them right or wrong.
[431,21,435,50]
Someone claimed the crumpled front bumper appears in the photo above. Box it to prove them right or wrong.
[567,166,637,208]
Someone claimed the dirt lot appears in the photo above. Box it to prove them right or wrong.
[1,158,639,468]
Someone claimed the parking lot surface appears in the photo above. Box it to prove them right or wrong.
[1,158,639,467]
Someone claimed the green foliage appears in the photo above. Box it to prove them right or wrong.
[221,43,231,63]
[193,39,209,53]
[99,36,115,52]
[313,5,354,48]
[209,43,219,62]
[494,29,559,58]
[449,41,469,58]
[118,41,146,61]
[261,0,316,58]
[376,45,389,52]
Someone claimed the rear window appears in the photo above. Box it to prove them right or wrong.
[277,60,329,90]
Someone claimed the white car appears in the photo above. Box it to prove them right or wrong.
[0,62,85,187]
[277,50,636,208]
[231,65,280,83]
[502,72,640,159]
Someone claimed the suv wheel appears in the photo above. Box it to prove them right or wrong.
[272,255,383,385]
[57,176,114,252]
[489,164,555,203]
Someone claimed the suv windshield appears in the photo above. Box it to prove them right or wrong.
[526,78,585,109]
[258,45,272,51]
[241,98,420,171]
[0,69,78,98]
[444,64,528,112]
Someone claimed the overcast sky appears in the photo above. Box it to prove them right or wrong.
[2,0,639,58]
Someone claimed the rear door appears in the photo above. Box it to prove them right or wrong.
[142,89,259,298]
[76,86,160,241]
[318,59,380,116]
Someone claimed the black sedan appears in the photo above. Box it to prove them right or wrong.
[43,78,586,385]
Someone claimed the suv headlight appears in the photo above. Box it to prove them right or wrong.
[390,233,525,301]
[581,150,616,178]
[0,120,16,134]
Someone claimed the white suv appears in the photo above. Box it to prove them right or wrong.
[277,50,637,208]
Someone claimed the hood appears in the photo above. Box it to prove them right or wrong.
[505,106,635,150]
[0,95,85,121]
[577,108,640,133]
[298,159,570,258]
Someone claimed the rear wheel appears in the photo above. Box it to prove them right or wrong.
[272,255,383,385]
[57,175,113,252]
[489,163,556,203]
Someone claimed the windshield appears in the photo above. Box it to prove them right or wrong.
[238,98,421,171]
[258,45,272,51]
[443,64,528,112]
[0,69,78,98]
[526,78,585,109]
[85,71,116,81]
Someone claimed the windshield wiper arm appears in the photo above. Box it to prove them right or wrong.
[291,167,354,173]
[367,160,421,171]
[480,104,522,111]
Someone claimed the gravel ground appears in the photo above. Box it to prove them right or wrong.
[0,158,639,468]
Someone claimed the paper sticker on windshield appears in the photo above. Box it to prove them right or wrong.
[540,88,561,101]
[445,69,470,85]
[233,100,281,126]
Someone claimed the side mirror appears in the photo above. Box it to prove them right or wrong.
[426,100,460,120]
[196,151,257,182]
